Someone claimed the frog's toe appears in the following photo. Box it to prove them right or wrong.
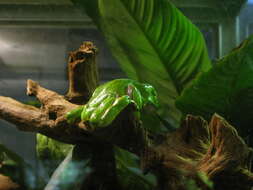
[66,106,84,124]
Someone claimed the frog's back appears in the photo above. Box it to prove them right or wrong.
[92,79,135,97]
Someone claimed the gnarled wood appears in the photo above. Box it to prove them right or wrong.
[141,114,253,190]
[66,41,99,104]
[0,83,91,145]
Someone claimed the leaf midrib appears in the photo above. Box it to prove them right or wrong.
[120,0,181,95]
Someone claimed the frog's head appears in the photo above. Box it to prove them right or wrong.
[138,83,159,108]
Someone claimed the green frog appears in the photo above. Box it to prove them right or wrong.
[66,79,158,127]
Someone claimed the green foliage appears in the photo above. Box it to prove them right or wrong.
[0,143,30,188]
[36,134,73,176]
[115,147,156,190]
[197,172,213,189]
[0,144,25,165]
[44,150,91,190]
[66,79,158,128]
[37,134,72,161]
[184,179,202,190]
[183,172,213,190]
[71,0,212,125]
[24,100,41,108]
[176,36,253,136]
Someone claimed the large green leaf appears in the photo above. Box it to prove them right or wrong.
[176,35,253,136]
[71,0,211,125]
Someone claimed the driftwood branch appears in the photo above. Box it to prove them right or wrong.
[0,79,95,145]
[1,41,253,190]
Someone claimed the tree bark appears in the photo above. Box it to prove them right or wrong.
[66,41,99,104]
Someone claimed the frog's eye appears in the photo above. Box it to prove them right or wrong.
[144,84,159,107]
[144,84,156,96]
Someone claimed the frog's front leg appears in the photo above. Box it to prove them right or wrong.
[82,94,132,128]
[97,95,131,127]
[66,105,85,124]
